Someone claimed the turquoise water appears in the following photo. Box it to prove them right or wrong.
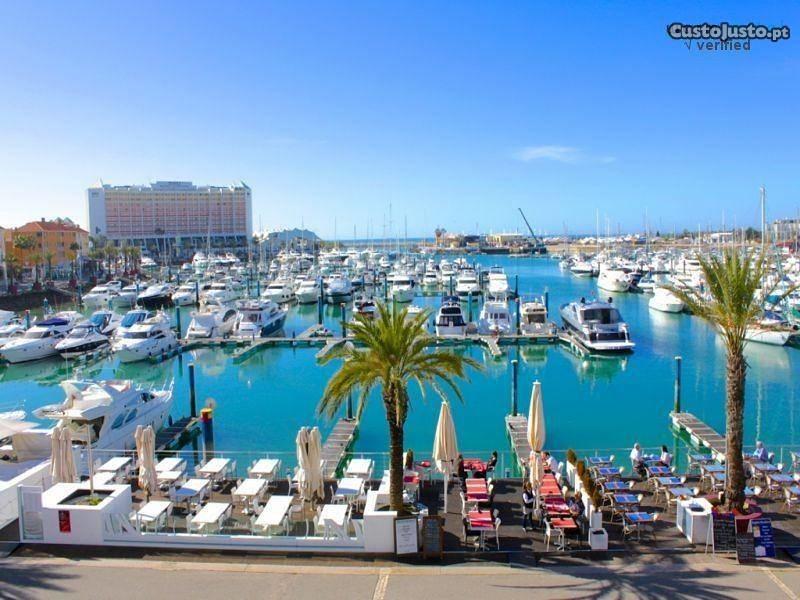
[2,257,799,462]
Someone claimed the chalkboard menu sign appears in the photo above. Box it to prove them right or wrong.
[421,516,444,559]
[712,512,736,552]
[736,532,756,563]
[394,516,419,555]
[752,517,776,559]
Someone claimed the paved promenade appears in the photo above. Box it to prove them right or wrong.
[2,554,800,599]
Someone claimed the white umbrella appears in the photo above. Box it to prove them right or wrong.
[50,427,63,483]
[0,418,35,439]
[135,425,157,498]
[61,427,76,484]
[433,400,459,513]
[51,426,76,484]
[296,427,313,502]
[307,427,324,501]
[527,381,546,506]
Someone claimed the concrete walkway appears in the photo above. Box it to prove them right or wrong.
[2,555,800,599]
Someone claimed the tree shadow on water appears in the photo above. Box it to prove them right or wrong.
[491,566,749,600]
[0,564,77,600]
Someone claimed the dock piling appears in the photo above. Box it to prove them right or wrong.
[674,355,682,413]
[341,302,347,338]
[175,306,181,336]
[511,358,519,416]
[201,407,214,457]
[515,297,521,334]
[194,281,200,306]
[188,363,197,418]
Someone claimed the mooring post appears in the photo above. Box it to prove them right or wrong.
[674,356,682,413]
[341,302,347,338]
[511,359,519,416]
[175,306,181,337]
[318,287,324,325]
[468,291,473,322]
[515,274,519,298]
[347,391,354,421]
[544,290,549,313]
[194,280,200,306]
[188,363,197,418]
[201,406,214,457]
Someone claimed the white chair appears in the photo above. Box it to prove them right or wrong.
[784,487,800,513]
[493,517,501,550]
[544,519,564,551]
[352,518,365,542]
[185,513,194,534]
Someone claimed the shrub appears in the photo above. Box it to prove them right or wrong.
[566,449,578,465]
[576,459,586,478]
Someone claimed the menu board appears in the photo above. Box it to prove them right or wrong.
[752,518,776,559]
[394,516,419,555]
[421,516,444,559]
[736,532,756,563]
[712,512,736,552]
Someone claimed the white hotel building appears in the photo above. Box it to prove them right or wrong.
[86,181,252,255]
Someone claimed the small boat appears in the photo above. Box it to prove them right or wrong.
[520,298,554,337]
[173,282,205,306]
[560,297,634,353]
[353,295,378,321]
[261,278,294,304]
[455,269,481,299]
[435,296,467,336]
[391,273,416,303]
[112,313,178,363]
[570,261,596,277]
[232,299,288,338]
[422,270,440,288]
[185,301,238,339]
[597,265,630,293]
[486,266,510,299]
[136,283,174,309]
[204,280,243,305]
[477,299,512,335]
[649,287,685,313]
[295,278,322,304]
[54,323,110,358]
[110,284,139,308]
[0,312,85,364]
[114,309,153,340]
[744,311,800,346]
[0,314,29,347]
[325,273,353,303]
[82,283,121,309]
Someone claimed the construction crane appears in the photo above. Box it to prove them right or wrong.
[518,208,548,254]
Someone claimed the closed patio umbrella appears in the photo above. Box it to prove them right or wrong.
[527,381,546,505]
[433,400,459,513]
[51,426,76,485]
[50,427,63,483]
[296,427,313,502]
[61,427,76,484]
[307,427,324,502]
[135,425,157,498]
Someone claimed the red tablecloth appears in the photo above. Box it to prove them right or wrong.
[550,517,578,530]
[464,459,487,472]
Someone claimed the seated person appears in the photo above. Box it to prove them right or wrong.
[753,441,769,463]
[543,451,559,474]
[456,454,466,482]
[659,445,672,467]
[630,443,646,478]
[568,492,587,533]
[486,451,498,473]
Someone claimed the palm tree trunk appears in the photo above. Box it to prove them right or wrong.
[725,349,747,511]
[385,390,405,513]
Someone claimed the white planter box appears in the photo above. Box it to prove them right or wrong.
[589,528,608,550]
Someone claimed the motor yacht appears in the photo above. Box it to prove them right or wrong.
[435,296,468,336]
[325,273,353,303]
[110,284,139,308]
[112,313,178,363]
[391,273,416,303]
[477,300,512,335]
[114,309,153,340]
[82,284,116,309]
[295,278,322,304]
[560,297,635,352]
[54,323,110,358]
[520,298,554,337]
[744,312,800,346]
[570,261,596,278]
[136,282,174,309]
[203,280,243,305]
[422,270,440,288]
[87,310,122,336]
[439,260,455,281]
[648,287,685,313]
[597,265,631,293]
[353,295,378,321]
[185,301,238,339]
[455,270,481,299]
[0,316,28,347]
[261,278,294,304]
[486,266,510,299]
[172,282,205,307]
[0,312,84,364]
[232,299,288,338]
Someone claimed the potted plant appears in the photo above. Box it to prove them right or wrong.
[566,449,578,487]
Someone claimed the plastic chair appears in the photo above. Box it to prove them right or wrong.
[544,519,564,551]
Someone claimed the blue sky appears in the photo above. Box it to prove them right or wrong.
[1,1,798,238]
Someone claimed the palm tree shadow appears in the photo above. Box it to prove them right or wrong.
[0,564,77,600]
[492,566,747,599]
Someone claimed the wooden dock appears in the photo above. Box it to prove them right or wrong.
[557,330,591,357]
[155,416,200,451]
[321,418,359,478]
[479,336,503,358]
[670,411,727,461]
[298,324,327,340]
[505,413,532,470]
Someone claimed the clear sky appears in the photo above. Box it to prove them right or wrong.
[1,1,798,238]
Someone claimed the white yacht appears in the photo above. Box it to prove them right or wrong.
[114,309,152,340]
[203,280,242,305]
[597,265,631,293]
[353,295,378,321]
[649,287,685,313]
[391,273,416,303]
[136,282,174,309]
[110,284,139,308]
[86,310,121,336]
[520,299,554,337]
[422,270,440,288]
[325,273,353,303]
[477,300,512,335]
[0,312,84,364]
[486,266,510,299]
[232,299,287,338]
[744,312,800,346]
[261,278,294,304]
[112,313,178,363]
[455,270,481,299]
[82,284,116,309]
[54,323,110,358]
[172,282,205,307]
[560,298,635,352]
[435,296,468,336]
[295,278,322,304]
[570,261,596,278]
[0,316,28,347]
[185,301,238,339]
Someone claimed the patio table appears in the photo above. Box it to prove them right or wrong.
[97,456,133,475]
[596,467,622,478]
[254,495,293,533]
[753,462,780,473]
[156,457,186,473]
[319,504,349,538]
[665,486,695,501]
[625,511,656,540]
[654,476,682,487]
[197,458,231,481]
[249,458,281,481]
[588,456,613,466]
[646,466,670,477]
[550,517,578,550]
[137,500,172,530]
[191,502,231,533]
[335,477,364,502]
[613,493,640,506]
[701,464,725,474]
[157,470,184,486]
[602,481,629,492]
[233,478,267,513]
[173,478,210,507]
[468,511,495,550]
[344,458,373,478]
[91,471,116,486]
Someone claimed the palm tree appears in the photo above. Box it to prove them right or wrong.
[318,303,479,512]
[44,251,54,280]
[104,242,117,276]
[30,252,42,288]
[4,254,20,292]
[128,246,141,272]
[666,249,790,511]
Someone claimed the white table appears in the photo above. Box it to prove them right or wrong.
[191,502,230,533]
[254,495,293,533]
[157,470,185,486]
[345,458,374,479]
[137,500,172,530]
[249,458,280,480]
[156,457,186,473]
[198,458,231,481]
[97,456,133,475]
[319,504,349,538]
[173,478,210,506]
[91,471,116,486]
[335,477,364,501]
[233,478,267,513]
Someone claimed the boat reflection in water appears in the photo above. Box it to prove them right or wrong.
[518,345,549,366]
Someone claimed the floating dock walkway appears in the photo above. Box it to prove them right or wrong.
[505,413,532,470]
[321,418,359,478]
[670,411,726,461]
[155,416,200,451]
